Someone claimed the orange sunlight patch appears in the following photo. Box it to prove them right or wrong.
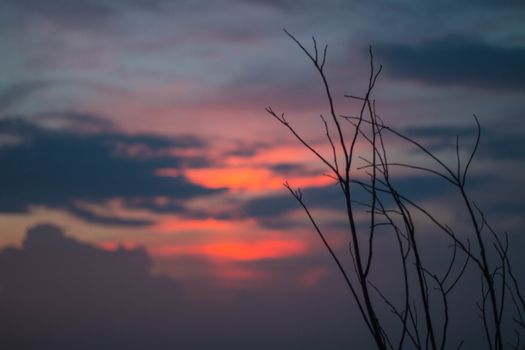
[185,166,332,191]
[154,218,236,233]
[153,239,307,261]
[186,167,272,190]
[201,240,306,261]
[98,241,138,251]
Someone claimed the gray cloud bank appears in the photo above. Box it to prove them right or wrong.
[0,223,359,350]
[0,114,221,226]
[377,36,525,91]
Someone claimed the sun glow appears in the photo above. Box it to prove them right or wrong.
[185,166,332,191]
[154,218,237,232]
[152,239,307,261]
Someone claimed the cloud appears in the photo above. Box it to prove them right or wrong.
[0,116,221,225]
[243,175,459,220]
[376,36,525,91]
[241,184,365,230]
[243,184,342,219]
[405,121,525,161]
[0,223,361,349]
[0,0,170,26]
[35,111,118,133]
[0,223,185,349]
[238,0,317,13]
[0,81,50,113]
[240,172,497,231]
[67,204,154,227]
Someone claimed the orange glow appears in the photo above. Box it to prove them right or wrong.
[185,166,332,191]
[152,239,307,261]
[154,218,236,232]
[201,240,306,261]
[186,167,273,190]
[227,145,319,165]
[98,241,138,251]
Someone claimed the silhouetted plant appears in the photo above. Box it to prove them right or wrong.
[267,30,523,350]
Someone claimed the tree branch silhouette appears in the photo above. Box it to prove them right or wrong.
[267,30,523,350]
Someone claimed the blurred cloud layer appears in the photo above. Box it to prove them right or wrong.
[0,224,359,349]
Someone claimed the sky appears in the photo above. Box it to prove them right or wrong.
[0,1,524,349]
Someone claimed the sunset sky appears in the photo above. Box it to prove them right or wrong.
[1,1,524,349]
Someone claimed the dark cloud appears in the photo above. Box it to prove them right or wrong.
[241,173,494,230]
[35,111,117,133]
[405,121,525,161]
[270,163,305,174]
[452,0,525,9]
[0,223,361,349]
[67,205,154,227]
[1,0,169,23]
[0,81,50,112]
[0,0,115,30]
[0,223,184,349]
[404,123,479,155]
[243,185,343,219]
[240,0,308,12]
[0,0,227,30]
[476,130,525,161]
[8,0,114,17]
[269,162,325,177]
[242,184,367,230]
[376,36,525,90]
[0,116,220,225]
[223,140,271,158]
[405,125,477,139]
[244,175,459,220]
